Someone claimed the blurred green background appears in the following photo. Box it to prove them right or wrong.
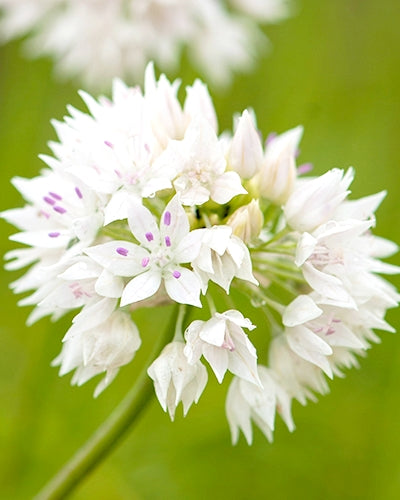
[1,0,400,498]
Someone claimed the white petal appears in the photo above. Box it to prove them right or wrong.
[286,325,333,376]
[85,241,148,277]
[211,171,247,204]
[127,201,160,247]
[283,295,323,327]
[164,267,202,307]
[121,271,162,306]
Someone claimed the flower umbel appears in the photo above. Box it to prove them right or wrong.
[2,64,399,445]
[0,0,292,88]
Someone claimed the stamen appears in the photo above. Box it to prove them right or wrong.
[114,169,122,178]
[266,132,277,146]
[298,163,313,175]
[39,210,50,219]
[173,270,181,279]
[141,257,150,267]
[104,140,114,149]
[164,211,171,226]
[43,196,55,206]
[145,232,154,242]
[165,236,171,247]
[75,187,83,199]
[53,206,67,214]
[48,232,60,238]
[116,247,128,256]
[49,191,62,201]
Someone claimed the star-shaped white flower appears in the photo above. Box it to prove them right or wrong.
[86,196,204,307]
[184,310,261,385]
[155,117,246,206]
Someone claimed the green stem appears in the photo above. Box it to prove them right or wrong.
[34,306,179,500]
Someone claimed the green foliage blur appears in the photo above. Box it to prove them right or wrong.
[0,0,399,498]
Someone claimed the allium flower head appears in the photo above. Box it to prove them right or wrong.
[0,0,292,88]
[2,64,399,444]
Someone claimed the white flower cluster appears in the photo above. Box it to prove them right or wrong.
[0,0,290,87]
[2,65,399,442]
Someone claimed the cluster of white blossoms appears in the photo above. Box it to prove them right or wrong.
[0,0,291,88]
[2,64,399,443]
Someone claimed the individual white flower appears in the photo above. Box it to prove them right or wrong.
[192,225,258,293]
[148,341,208,420]
[226,366,294,444]
[52,309,141,397]
[184,310,261,385]
[255,125,304,204]
[0,0,291,88]
[284,168,354,232]
[156,117,246,206]
[86,196,204,308]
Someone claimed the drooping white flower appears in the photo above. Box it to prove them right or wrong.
[86,196,204,307]
[226,366,294,444]
[284,168,354,232]
[184,310,261,385]
[0,0,291,88]
[192,225,258,293]
[148,341,208,420]
[53,309,141,397]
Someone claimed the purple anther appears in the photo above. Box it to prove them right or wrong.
[163,211,171,226]
[39,210,50,219]
[43,196,56,205]
[266,132,277,146]
[144,143,151,154]
[104,140,114,149]
[298,163,313,175]
[75,187,83,199]
[141,257,150,267]
[326,328,335,335]
[116,247,129,256]
[48,232,60,238]
[332,318,341,323]
[165,236,171,247]
[145,232,154,242]
[53,206,67,214]
[114,169,122,178]
[173,270,181,279]
[49,191,62,201]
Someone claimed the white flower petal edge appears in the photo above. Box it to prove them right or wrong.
[148,341,208,420]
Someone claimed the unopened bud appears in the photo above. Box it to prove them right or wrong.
[227,199,263,243]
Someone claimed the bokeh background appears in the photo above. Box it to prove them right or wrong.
[1,0,399,498]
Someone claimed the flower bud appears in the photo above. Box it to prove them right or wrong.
[227,110,264,179]
[256,125,303,204]
[226,199,264,244]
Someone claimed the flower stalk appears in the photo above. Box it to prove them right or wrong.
[34,306,179,500]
